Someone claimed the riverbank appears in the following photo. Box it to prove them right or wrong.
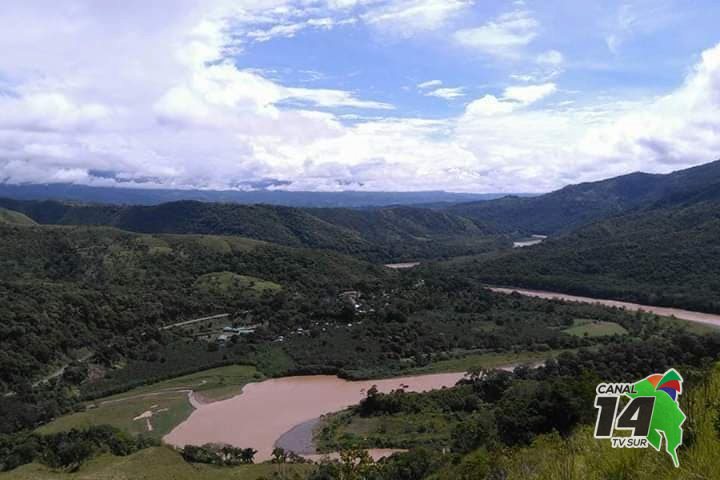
[490,287,720,328]
[163,372,467,461]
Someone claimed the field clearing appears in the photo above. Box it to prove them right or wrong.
[0,447,314,480]
[317,411,453,452]
[562,319,628,337]
[194,271,282,295]
[38,365,260,439]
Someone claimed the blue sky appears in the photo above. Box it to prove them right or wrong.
[1,0,720,192]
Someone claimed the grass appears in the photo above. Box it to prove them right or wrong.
[660,316,720,335]
[194,272,282,295]
[0,208,36,226]
[38,365,260,440]
[562,319,628,337]
[317,411,454,452]
[491,362,720,479]
[0,447,315,480]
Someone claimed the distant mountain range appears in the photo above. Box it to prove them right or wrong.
[450,159,720,312]
[0,183,520,208]
[0,198,502,262]
[447,160,720,234]
[3,159,720,312]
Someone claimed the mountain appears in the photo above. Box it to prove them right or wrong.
[0,199,500,262]
[454,199,720,313]
[446,160,720,234]
[0,183,513,208]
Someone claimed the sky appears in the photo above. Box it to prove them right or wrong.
[1,1,720,193]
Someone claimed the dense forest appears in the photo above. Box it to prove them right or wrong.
[0,198,503,262]
[447,159,720,234]
[458,200,720,313]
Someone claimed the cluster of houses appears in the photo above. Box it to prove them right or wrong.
[216,324,259,344]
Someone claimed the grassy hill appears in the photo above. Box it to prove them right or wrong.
[447,159,720,234]
[0,446,314,480]
[0,208,35,226]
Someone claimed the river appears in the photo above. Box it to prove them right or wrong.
[490,287,720,328]
[163,372,466,461]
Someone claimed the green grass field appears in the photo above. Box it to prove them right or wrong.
[194,271,282,295]
[0,447,314,480]
[38,365,260,440]
[0,208,36,226]
[317,411,453,452]
[562,319,628,337]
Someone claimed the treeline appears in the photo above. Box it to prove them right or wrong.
[0,426,157,472]
[180,444,256,466]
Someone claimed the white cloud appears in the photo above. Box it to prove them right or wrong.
[503,83,557,104]
[362,0,472,36]
[536,50,564,66]
[1,1,720,194]
[417,79,443,89]
[454,9,538,56]
[425,87,465,100]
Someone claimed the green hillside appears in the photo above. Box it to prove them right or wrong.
[0,446,313,480]
[453,200,720,312]
[447,159,720,234]
[0,222,389,432]
[0,208,35,226]
[0,199,501,262]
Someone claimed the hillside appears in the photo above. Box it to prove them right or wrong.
[0,221,390,431]
[0,199,500,261]
[447,160,720,234]
[0,208,35,226]
[453,200,720,312]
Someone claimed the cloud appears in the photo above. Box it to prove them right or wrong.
[425,87,465,100]
[604,1,678,54]
[417,79,443,89]
[2,2,720,194]
[454,9,538,56]
[503,83,557,103]
[536,50,564,66]
[362,0,472,36]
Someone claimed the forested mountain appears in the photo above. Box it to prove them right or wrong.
[0,223,386,390]
[0,199,500,262]
[455,200,720,312]
[446,160,720,234]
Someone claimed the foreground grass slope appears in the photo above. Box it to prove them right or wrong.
[0,208,35,226]
[0,446,313,480]
[37,366,260,441]
[457,363,720,480]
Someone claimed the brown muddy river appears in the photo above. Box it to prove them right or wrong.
[164,372,466,461]
[491,287,720,328]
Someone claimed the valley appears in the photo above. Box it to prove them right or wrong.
[2,160,720,479]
